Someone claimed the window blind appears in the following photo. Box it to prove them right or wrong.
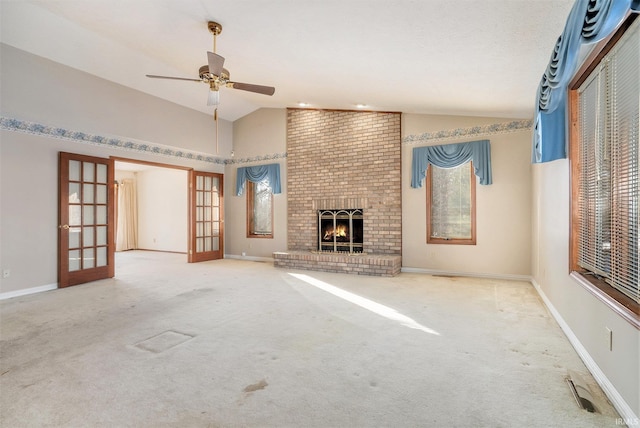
[430,163,473,240]
[609,21,639,301]
[578,69,610,277]
[577,20,639,303]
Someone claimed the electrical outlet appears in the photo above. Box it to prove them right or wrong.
[606,327,613,351]
[2,269,10,278]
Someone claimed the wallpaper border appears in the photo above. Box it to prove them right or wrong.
[3,115,530,163]
[403,119,533,145]
[0,116,226,165]
[225,153,287,165]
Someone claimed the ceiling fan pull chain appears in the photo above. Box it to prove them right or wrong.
[214,108,219,154]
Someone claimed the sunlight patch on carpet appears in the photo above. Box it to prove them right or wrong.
[289,273,440,335]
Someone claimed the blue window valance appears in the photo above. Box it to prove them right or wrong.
[235,163,282,196]
[533,0,639,163]
[411,139,492,188]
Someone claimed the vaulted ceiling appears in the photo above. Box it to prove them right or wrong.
[1,0,574,122]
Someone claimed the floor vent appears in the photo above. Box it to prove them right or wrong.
[566,370,599,413]
[135,330,194,354]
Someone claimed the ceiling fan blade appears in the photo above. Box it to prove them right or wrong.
[207,52,225,76]
[146,74,202,82]
[227,81,275,96]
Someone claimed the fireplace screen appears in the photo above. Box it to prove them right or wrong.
[318,209,363,253]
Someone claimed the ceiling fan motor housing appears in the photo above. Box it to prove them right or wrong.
[199,65,230,81]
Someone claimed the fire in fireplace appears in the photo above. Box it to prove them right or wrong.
[318,209,363,253]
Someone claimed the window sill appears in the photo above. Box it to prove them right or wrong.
[570,271,640,330]
[247,234,273,239]
[427,238,476,245]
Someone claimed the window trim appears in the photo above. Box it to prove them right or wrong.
[568,13,639,326]
[426,161,477,245]
[246,179,274,239]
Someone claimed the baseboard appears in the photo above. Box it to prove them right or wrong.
[0,283,58,300]
[531,279,638,423]
[224,254,274,263]
[401,266,531,282]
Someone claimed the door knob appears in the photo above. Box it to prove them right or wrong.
[59,224,70,230]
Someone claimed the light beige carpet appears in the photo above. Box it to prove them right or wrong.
[0,251,619,427]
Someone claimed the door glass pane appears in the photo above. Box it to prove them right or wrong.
[212,207,219,221]
[96,206,107,225]
[96,184,107,204]
[96,164,107,184]
[205,238,212,251]
[96,247,107,267]
[197,175,203,190]
[205,176,212,191]
[211,177,219,191]
[197,191,203,206]
[197,207,203,221]
[196,222,204,237]
[69,183,81,203]
[196,237,203,252]
[83,226,94,247]
[69,250,81,271]
[204,192,211,206]
[83,248,95,269]
[212,192,219,206]
[83,183,94,203]
[212,222,220,234]
[205,207,211,221]
[212,238,219,251]
[69,227,81,248]
[69,206,82,226]
[96,226,107,246]
[69,160,81,181]
[83,162,95,182]
[83,206,95,225]
[205,222,211,236]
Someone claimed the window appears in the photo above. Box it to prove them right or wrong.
[426,161,476,245]
[247,179,273,238]
[570,16,639,311]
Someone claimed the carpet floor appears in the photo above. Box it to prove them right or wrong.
[0,251,620,427]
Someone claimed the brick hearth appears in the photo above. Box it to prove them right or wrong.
[273,251,402,277]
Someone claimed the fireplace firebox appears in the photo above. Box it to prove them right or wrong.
[318,209,363,253]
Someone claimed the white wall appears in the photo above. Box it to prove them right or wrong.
[224,108,287,259]
[0,44,229,295]
[402,114,532,277]
[532,160,639,418]
[136,168,188,252]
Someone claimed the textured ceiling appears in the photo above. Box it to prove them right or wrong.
[1,0,575,122]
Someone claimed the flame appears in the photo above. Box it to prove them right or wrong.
[324,225,348,240]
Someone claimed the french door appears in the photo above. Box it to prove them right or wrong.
[58,152,115,287]
[189,171,224,262]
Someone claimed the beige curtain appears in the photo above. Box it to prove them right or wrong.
[116,178,138,251]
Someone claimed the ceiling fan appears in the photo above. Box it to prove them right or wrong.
[146,21,275,153]
[146,21,275,106]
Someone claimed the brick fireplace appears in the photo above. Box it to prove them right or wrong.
[274,109,402,276]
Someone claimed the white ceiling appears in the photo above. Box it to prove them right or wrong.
[1,0,574,122]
